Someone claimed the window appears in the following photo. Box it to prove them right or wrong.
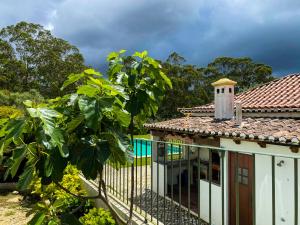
[217,89,220,94]
[221,88,224,93]
[229,87,232,93]
[199,151,221,185]
[238,168,248,185]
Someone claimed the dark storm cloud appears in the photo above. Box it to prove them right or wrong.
[1,0,300,75]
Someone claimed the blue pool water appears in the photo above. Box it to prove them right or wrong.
[133,139,180,157]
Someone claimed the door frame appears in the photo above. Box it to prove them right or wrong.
[228,152,254,225]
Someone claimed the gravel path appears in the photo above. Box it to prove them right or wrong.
[0,191,33,225]
[132,189,208,225]
[103,164,208,225]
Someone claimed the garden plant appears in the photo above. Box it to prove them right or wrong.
[0,50,172,224]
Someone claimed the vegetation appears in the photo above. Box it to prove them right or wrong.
[0,50,171,224]
[29,165,93,224]
[0,20,275,224]
[0,106,23,118]
[107,50,172,223]
[0,22,85,97]
[79,208,116,225]
[157,52,274,119]
[0,89,44,108]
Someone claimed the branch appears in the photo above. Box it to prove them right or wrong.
[70,198,86,214]
[101,179,108,200]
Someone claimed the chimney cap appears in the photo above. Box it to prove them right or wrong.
[211,78,237,87]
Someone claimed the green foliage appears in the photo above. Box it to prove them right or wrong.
[0,50,169,224]
[0,106,23,118]
[1,68,131,190]
[203,56,274,97]
[30,165,92,216]
[79,208,116,225]
[107,50,172,130]
[0,21,85,97]
[156,52,274,119]
[0,89,44,108]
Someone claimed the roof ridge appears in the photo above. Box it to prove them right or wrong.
[178,72,300,113]
[237,73,300,97]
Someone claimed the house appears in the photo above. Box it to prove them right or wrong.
[144,74,300,225]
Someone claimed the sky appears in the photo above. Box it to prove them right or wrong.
[1,0,300,76]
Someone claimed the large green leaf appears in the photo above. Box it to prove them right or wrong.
[84,68,102,76]
[17,165,34,191]
[27,108,68,157]
[77,84,100,97]
[61,213,82,225]
[10,145,26,177]
[28,212,46,225]
[66,115,84,133]
[61,73,85,90]
[50,128,68,157]
[77,137,110,179]
[78,97,101,130]
[4,118,26,140]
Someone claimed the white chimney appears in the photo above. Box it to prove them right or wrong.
[211,78,237,120]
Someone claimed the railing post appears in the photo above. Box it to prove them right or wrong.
[171,143,174,225]
[145,140,148,223]
[198,147,201,225]
[235,152,239,225]
[179,145,182,225]
[252,154,256,225]
[272,156,275,225]
[209,149,212,225]
[140,140,143,214]
[221,151,225,225]
[188,145,191,224]
[150,140,153,222]
[163,142,166,225]
[295,159,298,225]
[135,139,138,211]
[157,141,159,224]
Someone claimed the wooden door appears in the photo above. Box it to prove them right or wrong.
[229,152,253,225]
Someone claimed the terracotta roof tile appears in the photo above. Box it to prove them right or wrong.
[145,117,300,145]
[180,73,300,113]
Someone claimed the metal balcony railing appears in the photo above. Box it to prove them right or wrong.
[100,139,300,225]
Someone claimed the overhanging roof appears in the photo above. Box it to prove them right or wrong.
[145,117,300,145]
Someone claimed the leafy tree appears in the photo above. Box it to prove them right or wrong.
[107,50,172,223]
[0,89,44,108]
[0,22,85,97]
[156,53,274,119]
[0,68,130,224]
[0,51,170,225]
[202,56,274,99]
[157,52,209,119]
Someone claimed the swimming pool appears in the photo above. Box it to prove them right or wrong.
[133,139,180,157]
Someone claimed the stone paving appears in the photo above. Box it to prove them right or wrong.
[103,164,208,225]
[132,189,208,225]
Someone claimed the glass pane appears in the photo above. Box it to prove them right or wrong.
[242,177,248,185]
[242,168,248,177]
[238,175,242,183]
[238,168,242,175]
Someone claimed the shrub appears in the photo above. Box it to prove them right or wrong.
[79,208,116,225]
[31,165,92,214]
[0,105,23,118]
[0,89,44,108]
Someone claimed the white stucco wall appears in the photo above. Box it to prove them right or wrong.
[221,138,300,225]
[152,162,167,196]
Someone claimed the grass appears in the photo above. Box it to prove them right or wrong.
[4,211,15,216]
[108,153,181,168]
[133,134,152,139]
